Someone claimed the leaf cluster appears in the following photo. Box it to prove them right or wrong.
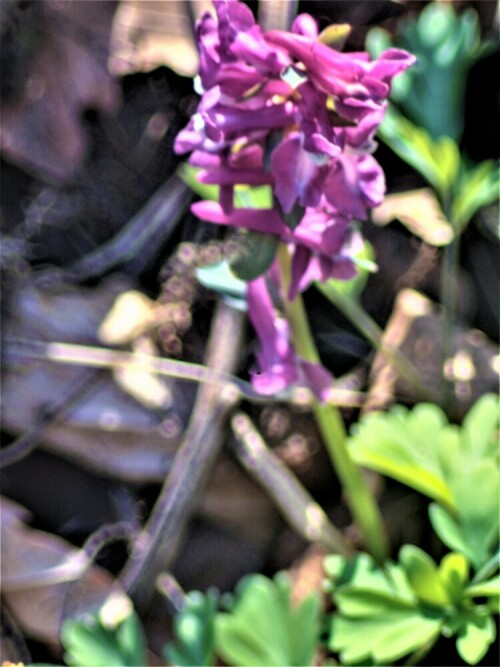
[367,2,499,231]
[349,394,499,570]
[325,548,498,665]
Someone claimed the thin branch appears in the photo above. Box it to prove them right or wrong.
[231,412,353,556]
[119,300,245,610]
[4,338,366,407]
[0,368,100,468]
[62,175,191,281]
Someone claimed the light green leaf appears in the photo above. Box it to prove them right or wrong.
[429,504,468,556]
[334,587,415,618]
[400,545,450,606]
[439,552,469,604]
[456,613,496,664]
[115,613,146,666]
[165,590,218,667]
[466,575,500,599]
[461,393,499,458]
[452,162,500,231]
[348,405,454,508]
[215,573,320,667]
[61,618,129,667]
[330,611,442,665]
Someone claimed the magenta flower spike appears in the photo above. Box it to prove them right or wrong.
[175,0,415,399]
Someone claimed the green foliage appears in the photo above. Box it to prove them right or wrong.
[58,599,146,667]
[368,2,499,233]
[451,160,500,232]
[164,590,218,667]
[325,548,499,665]
[229,230,280,281]
[348,395,499,569]
[317,238,377,303]
[196,260,248,309]
[367,2,485,142]
[215,572,321,667]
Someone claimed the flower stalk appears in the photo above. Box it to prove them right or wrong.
[278,244,389,563]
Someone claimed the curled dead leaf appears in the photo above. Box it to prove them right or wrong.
[372,188,454,246]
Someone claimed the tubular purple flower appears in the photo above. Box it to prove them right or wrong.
[247,276,334,399]
[270,133,330,213]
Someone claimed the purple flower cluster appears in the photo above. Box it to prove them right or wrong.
[175,0,414,399]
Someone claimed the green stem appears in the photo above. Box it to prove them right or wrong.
[440,228,460,407]
[277,245,389,563]
[470,550,500,585]
[317,284,434,401]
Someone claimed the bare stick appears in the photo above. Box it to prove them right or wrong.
[4,338,366,408]
[119,300,245,610]
[0,368,100,468]
[231,412,353,556]
[64,175,191,281]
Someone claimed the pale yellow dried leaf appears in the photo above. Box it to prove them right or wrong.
[372,188,454,246]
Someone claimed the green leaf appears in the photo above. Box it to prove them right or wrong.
[164,590,218,667]
[429,504,469,556]
[215,573,320,667]
[456,612,496,664]
[400,545,451,606]
[61,618,129,667]
[115,613,147,666]
[369,3,483,142]
[452,162,500,231]
[439,552,469,604]
[334,587,415,617]
[195,260,247,307]
[461,393,499,458]
[378,107,461,200]
[350,398,499,570]
[348,404,454,508]
[449,461,499,569]
[229,231,279,281]
[178,163,219,202]
[329,611,442,665]
[466,575,500,599]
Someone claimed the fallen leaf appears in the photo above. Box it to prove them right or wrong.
[1,278,194,482]
[1,496,128,644]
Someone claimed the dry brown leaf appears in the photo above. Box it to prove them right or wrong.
[366,289,500,418]
[1,496,128,644]
[109,0,212,77]
[372,188,454,246]
[1,278,193,482]
[0,1,119,183]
